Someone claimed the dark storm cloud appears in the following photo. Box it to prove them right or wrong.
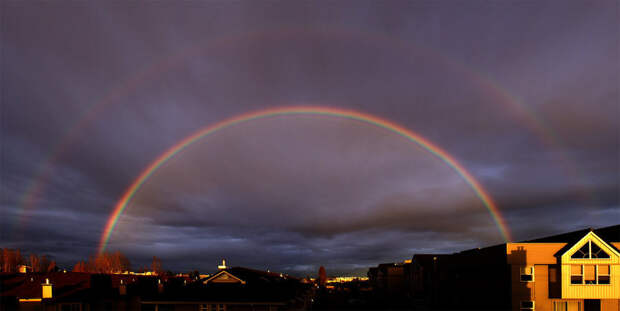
[1,0,617,275]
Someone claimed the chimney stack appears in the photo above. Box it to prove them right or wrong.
[157,279,164,294]
[218,259,227,270]
[42,278,53,299]
[119,279,127,296]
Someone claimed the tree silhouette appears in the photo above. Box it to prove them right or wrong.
[0,248,24,272]
[151,256,162,275]
[73,261,87,272]
[73,251,131,273]
[47,260,56,272]
[30,254,40,272]
[318,266,327,287]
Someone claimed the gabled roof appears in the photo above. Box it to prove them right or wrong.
[520,224,619,244]
[144,267,310,303]
[203,270,245,285]
[560,230,620,260]
[519,224,620,255]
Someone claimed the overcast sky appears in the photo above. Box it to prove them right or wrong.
[1,0,618,276]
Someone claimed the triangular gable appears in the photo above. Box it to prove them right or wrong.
[561,231,620,262]
[203,270,246,285]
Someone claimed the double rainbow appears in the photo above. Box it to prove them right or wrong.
[98,106,512,254]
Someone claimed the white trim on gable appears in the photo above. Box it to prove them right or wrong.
[203,270,246,285]
[561,231,620,261]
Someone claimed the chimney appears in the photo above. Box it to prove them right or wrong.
[218,259,227,270]
[157,279,164,294]
[119,279,127,296]
[42,278,53,299]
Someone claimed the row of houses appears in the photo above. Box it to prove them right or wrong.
[0,261,313,311]
[368,225,620,311]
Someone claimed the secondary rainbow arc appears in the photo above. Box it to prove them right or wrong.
[98,106,512,254]
[19,28,588,238]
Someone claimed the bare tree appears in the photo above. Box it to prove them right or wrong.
[39,255,51,273]
[0,248,24,272]
[73,261,87,272]
[318,266,327,287]
[78,251,132,273]
[30,254,40,272]
[47,260,56,272]
[151,256,162,275]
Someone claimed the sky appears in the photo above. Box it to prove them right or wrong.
[1,0,618,276]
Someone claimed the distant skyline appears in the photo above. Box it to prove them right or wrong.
[1,1,618,276]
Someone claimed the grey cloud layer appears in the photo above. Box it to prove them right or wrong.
[1,0,617,275]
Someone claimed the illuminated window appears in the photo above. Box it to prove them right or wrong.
[571,241,610,259]
[570,265,582,284]
[520,300,535,310]
[520,266,534,282]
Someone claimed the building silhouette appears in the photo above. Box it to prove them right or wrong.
[368,224,620,311]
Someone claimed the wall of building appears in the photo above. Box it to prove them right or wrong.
[560,237,620,299]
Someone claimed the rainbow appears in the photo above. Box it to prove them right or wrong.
[18,28,588,237]
[98,106,512,254]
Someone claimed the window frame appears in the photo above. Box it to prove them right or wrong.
[570,241,611,259]
[570,265,583,284]
[199,304,226,311]
[569,264,611,285]
[597,265,610,285]
[520,266,534,282]
[520,300,535,310]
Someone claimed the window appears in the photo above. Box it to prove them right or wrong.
[548,266,558,283]
[590,243,610,258]
[570,265,582,284]
[570,264,611,285]
[584,265,596,284]
[520,266,534,282]
[597,265,610,284]
[520,300,535,310]
[553,301,581,311]
[570,241,610,259]
[199,304,226,311]
[571,244,589,259]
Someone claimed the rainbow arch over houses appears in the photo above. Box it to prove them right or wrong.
[98,106,513,254]
[18,28,586,236]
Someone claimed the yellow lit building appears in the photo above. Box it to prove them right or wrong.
[382,225,619,311]
[508,228,620,311]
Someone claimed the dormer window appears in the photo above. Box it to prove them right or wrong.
[570,240,610,259]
